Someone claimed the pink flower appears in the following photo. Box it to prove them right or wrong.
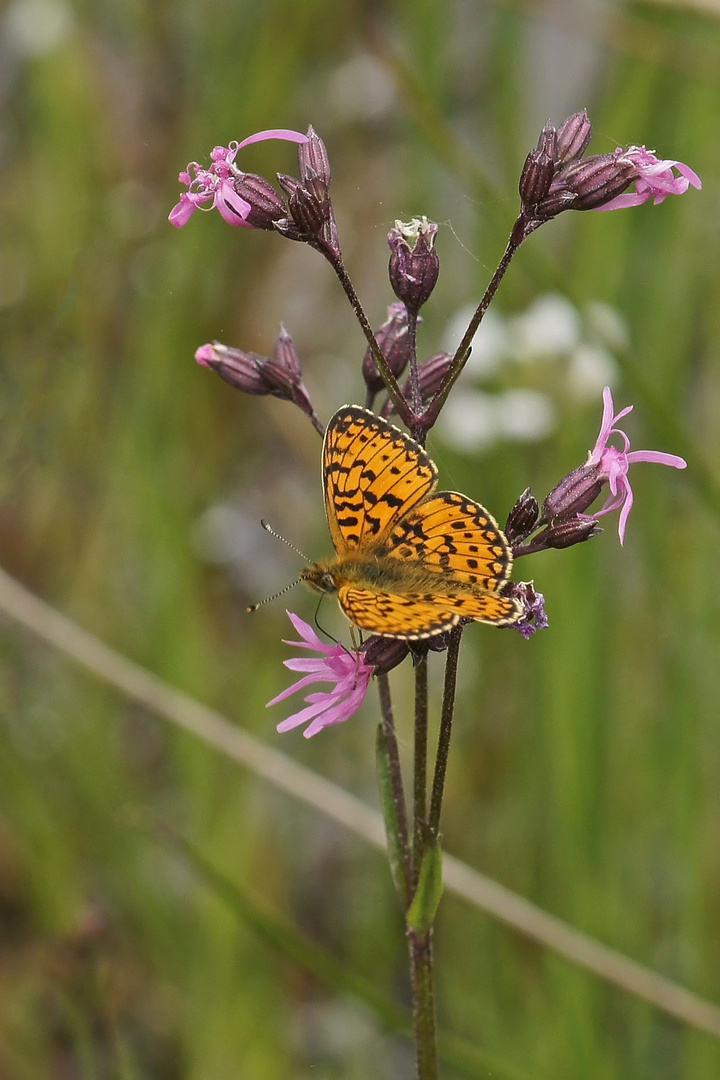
[169,129,308,228]
[596,146,701,211]
[584,387,687,544]
[268,612,374,738]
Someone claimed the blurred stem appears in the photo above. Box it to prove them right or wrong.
[408,928,439,1080]
[377,672,412,901]
[329,256,411,423]
[429,627,463,836]
[412,654,429,888]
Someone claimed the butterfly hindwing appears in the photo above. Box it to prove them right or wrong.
[337,584,521,639]
[378,491,513,592]
[323,407,437,555]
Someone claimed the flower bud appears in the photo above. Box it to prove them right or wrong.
[276,156,339,258]
[273,323,302,380]
[543,463,603,521]
[287,180,329,236]
[196,334,321,429]
[298,125,332,187]
[537,517,602,549]
[504,488,540,544]
[195,342,272,395]
[232,172,288,229]
[362,303,414,397]
[536,154,636,218]
[519,121,557,206]
[362,636,410,674]
[388,218,440,312]
[556,109,593,163]
[519,147,555,207]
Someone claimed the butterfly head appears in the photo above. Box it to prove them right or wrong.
[299,562,338,596]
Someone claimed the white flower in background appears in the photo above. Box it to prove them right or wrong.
[509,293,581,361]
[437,292,627,453]
[442,305,509,377]
[567,342,617,401]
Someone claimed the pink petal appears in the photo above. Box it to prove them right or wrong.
[626,450,687,469]
[168,194,199,227]
[236,128,309,150]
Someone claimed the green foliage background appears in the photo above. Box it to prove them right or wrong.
[1,0,719,1076]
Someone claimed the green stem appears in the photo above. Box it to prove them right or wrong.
[408,928,439,1080]
[428,627,463,837]
[376,673,412,902]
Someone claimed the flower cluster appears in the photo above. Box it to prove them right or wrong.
[172,114,696,736]
[507,387,687,554]
[517,110,701,238]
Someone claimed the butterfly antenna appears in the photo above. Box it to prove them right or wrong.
[246,520,309,614]
[259,519,311,562]
[247,578,300,614]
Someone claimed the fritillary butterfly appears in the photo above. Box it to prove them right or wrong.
[300,406,521,639]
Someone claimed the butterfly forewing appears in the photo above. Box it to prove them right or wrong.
[323,407,437,555]
[381,491,513,592]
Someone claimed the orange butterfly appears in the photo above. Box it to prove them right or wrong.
[301,406,521,639]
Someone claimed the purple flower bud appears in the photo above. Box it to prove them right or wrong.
[543,463,604,521]
[298,125,332,187]
[504,488,540,544]
[388,218,440,312]
[232,172,288,229]
[276,137,340,259]
[536,154,635,217]
[195,334,321,431]
[536,120,559,159]
[273,323,302,380]
[361,636,410,674]
[362,303,414,397]
[287,182,328,235]
[195,342,272,395]
[538,518,602,549]
[556,109,593,163]
[519,147,555,206]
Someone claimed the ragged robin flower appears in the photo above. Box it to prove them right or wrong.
[268,612,375,738]
[195,326,322,433]
[169,128,308,229]
[594,146,702,211]
[517,111,701,233]
[543,386,687,545]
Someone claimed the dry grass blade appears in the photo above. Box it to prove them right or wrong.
[1,564,719,1039]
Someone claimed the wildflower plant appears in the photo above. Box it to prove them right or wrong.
[171,112,695,1079]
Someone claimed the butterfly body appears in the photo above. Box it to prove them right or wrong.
[304,406,522,640]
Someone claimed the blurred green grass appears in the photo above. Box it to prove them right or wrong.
[1,0,720,1076]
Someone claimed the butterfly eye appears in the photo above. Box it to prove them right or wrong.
[321,572,337,593]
